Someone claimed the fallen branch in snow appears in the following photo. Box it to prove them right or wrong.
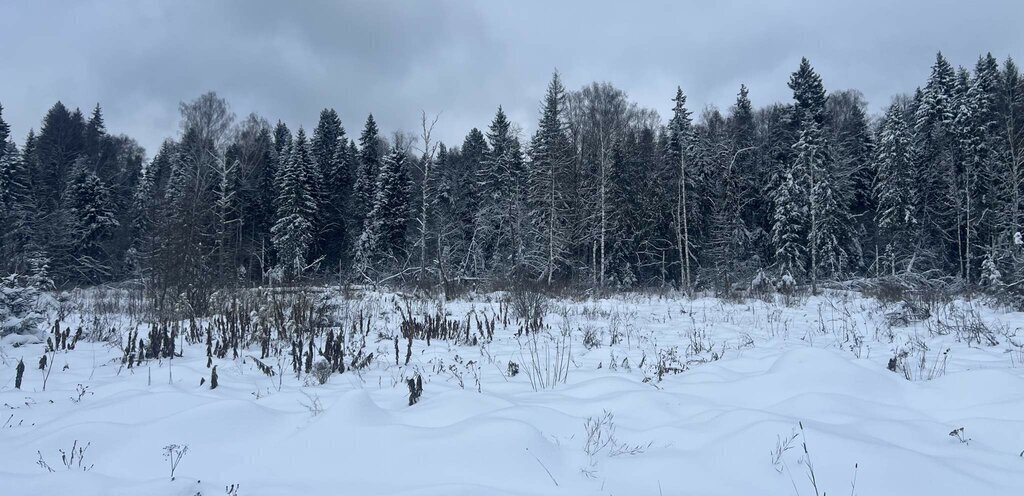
[774,423,859,496]
[525,448,558,487]
[299,391,324,416]
[771,428,799,473]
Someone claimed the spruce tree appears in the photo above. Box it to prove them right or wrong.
[1000,57,1024,236]
[667,87,696,290]
[771,170,806,277]
[826,90,874,272]
[873,102,916,275]
[912,53,959,273]
[477,107,527,278]
[0,103,9,164]
[731,85,760,235]
[528,72,573,284]
[67,167,119,282]
[997,57,1024,288]
[34,102,87,283]
[271,128,318,282]
[0,141,35,274]
[457,128,488,277]
[83,104,108,175]
[229,118,277,281]
[354,142,410,278]
[703,86,760,292]
[788,58,849,287]
[426,143,457,286]
[273,121,292,159]
[158,127,219,309]
[756,103,799,268]
[35,102,85,211]
[354,115,382,233]
[311,109,347,267]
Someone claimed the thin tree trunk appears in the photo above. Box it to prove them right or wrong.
[599,134,607,288]
[674,148,691,294]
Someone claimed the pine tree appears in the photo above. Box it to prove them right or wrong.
[271,128,318,282]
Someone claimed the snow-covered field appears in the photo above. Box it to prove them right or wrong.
[2,289,1024,495]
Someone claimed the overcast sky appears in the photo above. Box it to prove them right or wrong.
[1,0,1021,157]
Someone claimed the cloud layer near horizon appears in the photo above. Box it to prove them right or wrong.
[1,0,1021,156]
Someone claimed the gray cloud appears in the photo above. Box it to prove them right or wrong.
[1,0,1021,157]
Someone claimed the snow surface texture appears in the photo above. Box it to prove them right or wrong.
[2,290,1024,495]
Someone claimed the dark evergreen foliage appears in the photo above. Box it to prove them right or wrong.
[1,52,1022,298]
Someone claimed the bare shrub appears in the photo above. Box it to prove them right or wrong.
[518,332,571,391]
[299,391,325,416]
[887,337,949,381]
[770,429,798,473]
[581,410,650,477]
[581,326,602,350]
[0,274,49,337]
[772,422,859,496]
[36,440,94,472]
[312,360,332,385]
[162,444,189,480]
[507,287,548,326]
[862,277,908,305]
[884,300,931,327]
[930,305,1000,347]
[407,374,423,405]
[646,346,685,383]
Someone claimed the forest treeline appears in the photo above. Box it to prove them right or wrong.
[0,53,1022,309]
